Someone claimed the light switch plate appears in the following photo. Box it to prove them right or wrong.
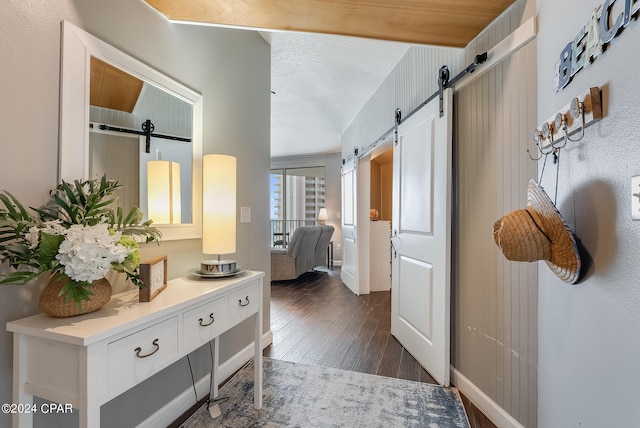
[240,206,251,223]
[632,176,640,220]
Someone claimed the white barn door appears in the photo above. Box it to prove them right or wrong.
[341,158,359,294]
[391,88,453,386]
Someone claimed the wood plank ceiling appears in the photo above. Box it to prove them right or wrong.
[90,57,144,113]
[143,0,515,47]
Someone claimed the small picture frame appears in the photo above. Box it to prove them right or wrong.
[139,255,168,302]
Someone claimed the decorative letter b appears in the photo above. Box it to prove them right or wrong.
[557,43,573,90]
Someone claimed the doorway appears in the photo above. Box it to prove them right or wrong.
[369,147,393,292]
[344,137,394,296]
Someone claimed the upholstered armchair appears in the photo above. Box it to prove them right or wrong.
[271,225,332,281]
[313,225,334,268]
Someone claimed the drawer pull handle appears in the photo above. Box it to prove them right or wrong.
[199,313,215,327]
[239,296,250,307]
[134,339,160,358]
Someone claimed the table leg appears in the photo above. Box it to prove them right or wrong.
[212,338,219,400]
[254,281,263,409]
[79,345,101,428]
[13,334,33,428]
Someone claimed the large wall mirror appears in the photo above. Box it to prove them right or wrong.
[59,21,203,240]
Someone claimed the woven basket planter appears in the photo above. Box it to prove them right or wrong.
[39,276,112,318]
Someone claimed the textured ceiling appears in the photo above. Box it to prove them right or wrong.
[266,31,410,157]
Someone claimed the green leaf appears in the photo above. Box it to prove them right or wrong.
[59,277,93,307]
[0,192,31,221]
[0,194,19,218]
[60,180,79,206]
[94,198,117,210]
[0,271,39,285]
[73,180,87,207]
[116,206,123,227]
[52,194,74,221]
[37,233,64,267]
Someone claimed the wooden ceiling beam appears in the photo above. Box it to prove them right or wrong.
[143,0,515,47]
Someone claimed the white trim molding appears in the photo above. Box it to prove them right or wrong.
[454,16,538,91]
[451,368,525,428]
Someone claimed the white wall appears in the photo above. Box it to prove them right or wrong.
[537,0,640,426]
[0,1,270,427]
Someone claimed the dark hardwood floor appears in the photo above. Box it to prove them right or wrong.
[265,267,496,428]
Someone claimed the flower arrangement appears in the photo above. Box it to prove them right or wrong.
[0,175,161,306]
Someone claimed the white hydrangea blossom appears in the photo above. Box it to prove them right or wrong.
[41,220,67,236]
[55,223,131,282]
[23,227,40,250]
[22,220,68,250]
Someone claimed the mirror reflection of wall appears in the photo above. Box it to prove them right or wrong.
[89,132,140,215]
[88,56,193,224]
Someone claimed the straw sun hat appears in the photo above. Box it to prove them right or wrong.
[493,180,581,284]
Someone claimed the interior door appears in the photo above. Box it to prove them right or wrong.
[391,88,453,386]
[341,158,358,294]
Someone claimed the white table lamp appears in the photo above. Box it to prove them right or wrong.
[202,154,237,274]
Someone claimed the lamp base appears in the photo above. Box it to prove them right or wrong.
[201,259,237,274]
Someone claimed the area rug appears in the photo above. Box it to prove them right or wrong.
[182,358,469,428]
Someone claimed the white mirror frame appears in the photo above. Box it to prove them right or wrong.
[59,21,203,241]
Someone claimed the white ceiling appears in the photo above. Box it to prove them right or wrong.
[262,31,411,158]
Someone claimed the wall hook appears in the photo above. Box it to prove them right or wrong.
[552,113,569,149]
[527,129,553,161]
[527,144,544,161]
[527,129,544,160]
[527,87,602,160]
[541,122,559,150]
[565,97,586,142]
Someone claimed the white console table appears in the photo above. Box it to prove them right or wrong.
[7,271,264,428]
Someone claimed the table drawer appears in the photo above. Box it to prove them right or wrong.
[107,317,178,394]
[182,296,229,352]
[228,281,259,326]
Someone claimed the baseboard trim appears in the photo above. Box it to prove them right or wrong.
[451,368,525,428]
[138,330,273,428]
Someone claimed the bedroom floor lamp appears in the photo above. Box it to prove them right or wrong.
[201,154,237,274]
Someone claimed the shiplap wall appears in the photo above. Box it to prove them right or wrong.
[341,46,465,157]
[89,132,139,213]
[89,82,193,137]
[341,0,538,426]
[453,1,538,426]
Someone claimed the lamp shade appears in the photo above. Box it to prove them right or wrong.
[202,154,236,255]
[317,208,329,225]
[147,160,181,224]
